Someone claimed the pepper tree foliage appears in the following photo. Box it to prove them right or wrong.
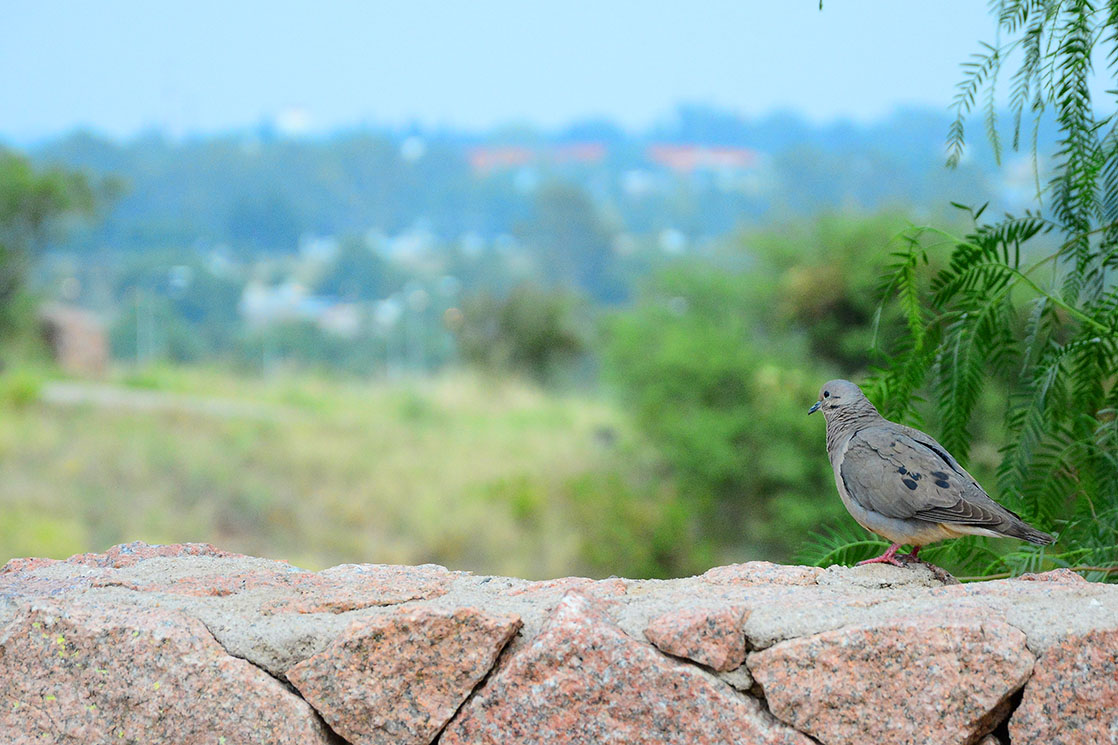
[803,1,1118,579]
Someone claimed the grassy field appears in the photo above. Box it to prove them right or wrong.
[0,366,698,578]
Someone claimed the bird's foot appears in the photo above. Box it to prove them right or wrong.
[898,545,922,562]
[857,555,906,567]
[853,544,959,584]
[857,544,905,567]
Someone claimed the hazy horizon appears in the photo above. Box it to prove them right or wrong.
[8,101,977,150]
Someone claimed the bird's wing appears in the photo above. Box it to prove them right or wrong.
[839,426,1014,528]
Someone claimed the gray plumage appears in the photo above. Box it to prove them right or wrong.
[809,379,1054,558]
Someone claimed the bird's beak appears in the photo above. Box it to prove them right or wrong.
[808,400,822,415]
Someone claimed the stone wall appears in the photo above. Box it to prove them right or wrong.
[1,542,1115,745]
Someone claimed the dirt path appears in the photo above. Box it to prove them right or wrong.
[39,380,290,421]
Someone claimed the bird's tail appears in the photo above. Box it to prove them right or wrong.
[1003,520,1056,546]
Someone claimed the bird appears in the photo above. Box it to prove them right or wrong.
[808,379,1054,567]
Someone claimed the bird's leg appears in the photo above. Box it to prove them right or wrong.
[898,545,922,561]
[857,543,905,567]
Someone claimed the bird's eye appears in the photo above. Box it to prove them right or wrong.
[823,390,830,398]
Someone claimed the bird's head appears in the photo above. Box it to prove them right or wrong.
[808,379,870,418]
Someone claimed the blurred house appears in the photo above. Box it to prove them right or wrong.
[646,144,758,173]
[466,142,607,176]
[239,281,310,327]
[552,143,607,164]
[238,281,362,338]
[318,303,361,338]
[467,146,535,175]
[39,303,108,376]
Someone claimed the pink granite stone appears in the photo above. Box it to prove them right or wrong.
[1013,568,1087,583]
[263,563,455,613]
[504,576,628,599]
[1,544,249,602]
[504,576,594,596]
[0,572,94,601]
[586,576,630,597]
[1010,628,1118,745]
[66,541,245,568]
[287,606,520,745]
[441,591,812,745]
[84,562,455,613]
[644,604,748,671]
[0,557,61,574]
[748,612,1034,745]
[0,603,331,744]
[702,561,823,586]
[89,571,291,597]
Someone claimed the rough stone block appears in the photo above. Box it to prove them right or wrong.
[749,612,1034,745]
[0,603,331,744]
[442,591,812,745]
[287,606,520,745]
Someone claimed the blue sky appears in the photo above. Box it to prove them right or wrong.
[2,2,997,142]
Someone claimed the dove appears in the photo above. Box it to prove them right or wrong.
[808,379,1054,566]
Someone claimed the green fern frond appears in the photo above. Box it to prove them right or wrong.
[794,522,889,567]
[818,1,1118,582]
[948,43,1002,167]
[920,535,1010,577]
[985,46,1004,165]
[1019,296,1055,374]
[875,234,928,345]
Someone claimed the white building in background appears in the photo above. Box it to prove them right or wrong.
[298,234,340,263]
[238,280,361,337]
[239,280,306,327]
[386,227,436,263]
[317,303,361,338]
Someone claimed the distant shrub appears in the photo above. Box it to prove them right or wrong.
[456,283,588,384]
[563,470,710,579]
[602,263,842,560]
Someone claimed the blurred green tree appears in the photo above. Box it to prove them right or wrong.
[519,183,625,302]
[227,192,301,254]
[0,150,98,340]
[746,212,917,371]
[313,237,397,300]
[109,291,206,364]
[456,283,588,383]
[109,252,244,354]
[602,260,844,561]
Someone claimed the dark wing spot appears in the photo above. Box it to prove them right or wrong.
[931,471,949,480]
[902,478,918,490]
[897,466,907,475]
[911,472,922,480]
[935,479,950,489]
